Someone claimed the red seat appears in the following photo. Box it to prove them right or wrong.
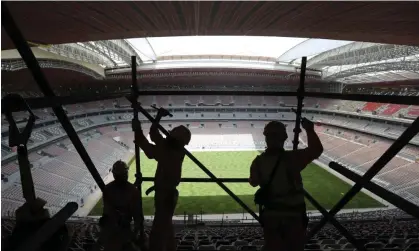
[381,104,408,116]
[362,102,382,112]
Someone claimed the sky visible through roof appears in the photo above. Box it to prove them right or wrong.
[128,36,309,62]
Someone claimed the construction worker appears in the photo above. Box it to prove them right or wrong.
[96,160,142,251]
[134,110,191,251]
[249,118,323,251]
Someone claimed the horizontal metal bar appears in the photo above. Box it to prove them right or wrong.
[329,161,419,219]
[5,91,418,113]
[142,177,249,183]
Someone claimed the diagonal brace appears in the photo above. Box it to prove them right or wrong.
[2,3,105,191]
[304,190,366,250]
[129,101,261,223]
[329,161,419,219]
[308,116,419,239]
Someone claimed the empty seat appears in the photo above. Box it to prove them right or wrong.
[365,242,384,249]
[216,241,232,247]
[181,240,195,246]
[218,245,236,250]
[251,240,264,246]
[305,244,321,249]
[198,245,216,250]
[239,246,257,251]
[385,243,403,248]
[177,245,194,251]
[408,243,419,249]
[324,244,341,249]
[338,238,349,245]
[381,248,401,251]
[407,239,419,246]
[390,238,406,247]
[199,240,212,246]
[321,239,336,245]
[234,240,249,247]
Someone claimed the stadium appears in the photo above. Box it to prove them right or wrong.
[1,2,419,251]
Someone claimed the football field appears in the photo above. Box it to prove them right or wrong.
[90,151,383,215]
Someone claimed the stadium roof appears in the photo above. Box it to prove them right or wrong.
[2,2,419,89]
[2,1,419,50]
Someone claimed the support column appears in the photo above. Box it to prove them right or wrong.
[292,57,364,250]
[130,56,146,249]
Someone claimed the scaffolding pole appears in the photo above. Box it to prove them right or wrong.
[292,57,364,250]
[130,56,146,250]
[2,3,105,191]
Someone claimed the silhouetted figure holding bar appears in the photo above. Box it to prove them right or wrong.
[133,108,191,251]
[249,118,323,251]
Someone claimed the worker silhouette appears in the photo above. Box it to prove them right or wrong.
[134,109,191,251]
[249,118,323,251]
[96,160,142,251]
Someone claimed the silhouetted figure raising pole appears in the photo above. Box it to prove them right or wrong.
[249,57,324,251]
[249,119,323,251]
[133,106,190,251]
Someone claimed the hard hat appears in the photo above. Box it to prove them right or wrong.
[112,160,128,176]
[170,125,191,146]
[263,121,287,137]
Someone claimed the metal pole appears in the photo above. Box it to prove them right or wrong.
[6,91,418,113]
[131,103,261,223]
[308,116,419,238]
[2,3,105,191]
[329,161,419,219]
[130,56,146,249]
[292,56,306,151]
[292,57,364,250]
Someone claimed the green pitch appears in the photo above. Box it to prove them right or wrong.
[89,151,383,215]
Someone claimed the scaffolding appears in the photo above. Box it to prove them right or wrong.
[2,3,419,251]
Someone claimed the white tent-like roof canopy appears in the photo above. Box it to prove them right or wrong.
[3,36,419,84]
[127,36,352,63]
[121,36,419,84]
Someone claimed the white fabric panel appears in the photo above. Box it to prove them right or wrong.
[277,39,353,62]
[130,36,307,60]
[127,38,156,61]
